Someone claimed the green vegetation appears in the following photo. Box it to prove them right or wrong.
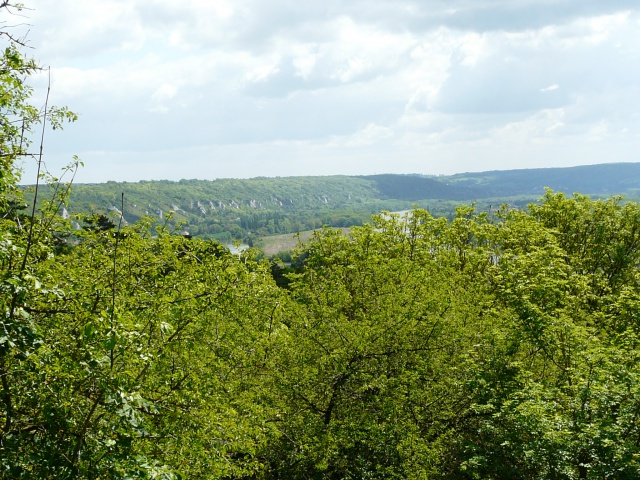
[42,163,640,248]
[444,163,640,197]
[8,183,640,478]
[47,177,424,244]
[5,7,640,479]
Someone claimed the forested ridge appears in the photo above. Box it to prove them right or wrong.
[38,162,640,245]
[5,5,640,479]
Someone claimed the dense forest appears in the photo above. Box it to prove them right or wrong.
[4,5,640,479]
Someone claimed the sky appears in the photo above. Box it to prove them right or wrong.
[13,0,640,183]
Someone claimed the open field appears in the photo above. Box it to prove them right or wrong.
[257,228,351,257]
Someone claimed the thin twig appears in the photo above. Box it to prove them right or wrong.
[20,68,49,273]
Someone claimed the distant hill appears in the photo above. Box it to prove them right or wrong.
[359,174,479,201]
[31,162,640,243]
[440,163,640,198]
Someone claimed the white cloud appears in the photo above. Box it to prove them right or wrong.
[328,123,394,148]
[16,1,640,182]
[489,109,567,143]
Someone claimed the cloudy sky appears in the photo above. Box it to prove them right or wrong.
[16,0,640,182]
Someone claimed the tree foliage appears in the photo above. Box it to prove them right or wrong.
[3,4,640,479]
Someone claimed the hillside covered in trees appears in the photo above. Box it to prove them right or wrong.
[41,162,640,245]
